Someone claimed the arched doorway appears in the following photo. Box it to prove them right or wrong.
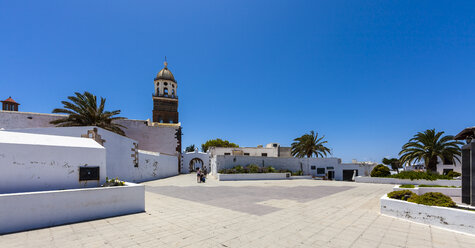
[189,158,204,172]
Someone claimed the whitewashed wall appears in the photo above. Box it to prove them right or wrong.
[137,150,178,181]
[0,111,180,155]
[5,127,179,183]
[115,119,180,155]
[209,146,279,157]
[0,131,106,194]
[181,150,210,173]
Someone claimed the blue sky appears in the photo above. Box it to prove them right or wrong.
[1,1,474,162]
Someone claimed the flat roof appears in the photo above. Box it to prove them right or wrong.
[0,131,104,149]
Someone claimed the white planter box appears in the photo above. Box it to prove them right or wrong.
[392,185,461,197]
[217,173,290,181]
[380,195,475,235]
[0,182,145,234]
[355,176,461,187]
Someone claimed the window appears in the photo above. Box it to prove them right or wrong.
[273,144,278,147]
[261,153,267,157]
[172,84,174,88]
[443,158,454,165]
[224,153,231,155]
[310,166,316,170]
[79,167,100,181]
[164,88,168,95]
[244,153,250,156]
[164,82,168,86]
[172,89,175,96]
[317,168,325,174]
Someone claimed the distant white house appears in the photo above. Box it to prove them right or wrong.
[208,143,292,158]
[210,155,376,181]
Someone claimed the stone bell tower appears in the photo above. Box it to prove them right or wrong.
[152,59,179,123]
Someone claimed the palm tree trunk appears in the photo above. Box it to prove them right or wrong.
[427,156,438,173]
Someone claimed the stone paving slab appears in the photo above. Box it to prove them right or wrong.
[1,174,475,247]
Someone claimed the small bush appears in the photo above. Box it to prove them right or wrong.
[291,170,303,176]
[399,184,415,188]
[248,164,260,173]
[446,171,461,178]
[407,192,456,208]
[418,184,458,188]
[371,164,391,177]
[389,171,452,181]
[388,190,415,201]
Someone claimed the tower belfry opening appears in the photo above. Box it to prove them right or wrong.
[152,59,179,124]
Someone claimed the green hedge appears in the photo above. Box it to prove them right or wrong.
[408,192,456,207]
[389,171,452,181]
[219,164,290,174]
[388,190,415,200]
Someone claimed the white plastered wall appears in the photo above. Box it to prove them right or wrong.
[0,131,106,194]
[4,126,179,183]
[181,150,210,173]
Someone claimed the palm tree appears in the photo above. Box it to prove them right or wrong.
[50,91,126,136]
[399,129,463,172]
[291,131,331,158]
[185,144,196,152]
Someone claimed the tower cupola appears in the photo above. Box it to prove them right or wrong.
[152,59,179,123]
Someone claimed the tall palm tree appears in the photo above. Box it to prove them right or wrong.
[50,91,126,136]
[399,129,463,172]
[291,131,331,158]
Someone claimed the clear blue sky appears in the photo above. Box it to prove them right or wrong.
[1,1,474,162]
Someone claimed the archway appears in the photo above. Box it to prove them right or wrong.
[189,158,204,172]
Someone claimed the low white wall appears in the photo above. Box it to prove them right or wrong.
[217,173,290,181]
[0,183,145,234]
[355,176,461,187]
[392,185,461,197]
[380,195,475,235]
[0,131,106,194]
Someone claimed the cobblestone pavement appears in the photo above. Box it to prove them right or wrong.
[1,174,475,247]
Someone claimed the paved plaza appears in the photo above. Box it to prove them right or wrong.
[1,174,475,248]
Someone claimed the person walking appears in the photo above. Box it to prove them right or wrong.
[196,168,202,183]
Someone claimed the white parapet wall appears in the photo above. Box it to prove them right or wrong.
[0,182,145,234]
[380,195,475,235]
[217,173,290,181]
[392,185,461,197]
[355,176,461,187]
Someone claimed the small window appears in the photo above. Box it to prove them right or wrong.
[273,144,278,147]
[261,153,267,157]
[224,153,231,155]
[164,88,168,95]
[164,82,168,86]
[244,153,250,156]
[79,167,100,181]
[172,89,175,96]
[317,168,325,174]
[443,158,454,165]
[311,166,316,170]
[172,84,174,88]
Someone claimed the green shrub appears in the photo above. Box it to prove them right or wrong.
[446,171,461,178]
[399,184,415,188]
[407,192,456,207]
[248,164,260,173]
[389,171,452,181]
[418,184,458,188]
[291,170,303,176]
[388,190,415,201]
[371,164,391,177]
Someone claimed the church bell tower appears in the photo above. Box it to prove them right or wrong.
[152,60,179,123]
